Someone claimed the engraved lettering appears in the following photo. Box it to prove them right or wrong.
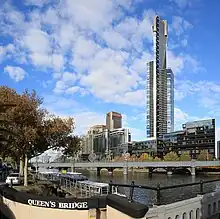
[27,199,88,209]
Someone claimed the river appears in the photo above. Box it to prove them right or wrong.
[88,172,220,206]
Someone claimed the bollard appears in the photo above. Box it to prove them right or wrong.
[10,178,13,188]
[128,181,135,202]
[156,184,161,206]
[109,180,113,194]
[200,180,204,195]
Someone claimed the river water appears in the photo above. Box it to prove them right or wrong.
[88,172,220,206]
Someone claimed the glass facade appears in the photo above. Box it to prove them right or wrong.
[91,128,131,159]
[131,140,157,156]
[167,68,174,133]
[163,119,216,158]
[106,112,122,130]
[146,16,168,139]
[146,61,154,138]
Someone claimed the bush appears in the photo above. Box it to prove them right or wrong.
[154,156,161,161]
[197,150,213,161]
[163,151,179,161]
[180,151,191,161]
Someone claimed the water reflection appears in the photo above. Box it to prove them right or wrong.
[88,172,220,206]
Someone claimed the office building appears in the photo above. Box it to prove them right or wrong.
[106,111,122,130]
[167,68,174,133]
[163,119,216,159]
[93,128,131,158]
[81,125,131,160]
[81,125,106,156]
[217,141,220,159]
[146,15,171,139]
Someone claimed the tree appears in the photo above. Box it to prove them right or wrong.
[130,154,137,162]
[138,153,153,161]
[0,86,76,186]
[180,151,191,161]
[61,135,82,157]
[0,97,17,165]
[163,151,179,161]
[154,156,161,161]
[60,135,82,172]
[197,150,213,161]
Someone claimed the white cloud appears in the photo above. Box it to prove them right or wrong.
[23,28,51,54]
[4,66,26,82]
[58,0,122,32]
[174,107,189,130]
[74,111,106,135]
[171,16,193,36]
[167,50,185,74]
[53,72,79,94]
[130,52,153,75]
[174,107,214,131]
[0,0,204,106]
[73,36,101,59]
[102,29,131,50]
[175,80,220,114]
[0,44,15,63]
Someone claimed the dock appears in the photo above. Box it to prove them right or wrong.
[38,171,110,198]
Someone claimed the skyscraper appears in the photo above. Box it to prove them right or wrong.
[106,111,122,130]
[167,68,174,133]
[146,15,173,139]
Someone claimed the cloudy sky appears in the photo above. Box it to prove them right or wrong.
[0,0,220,144]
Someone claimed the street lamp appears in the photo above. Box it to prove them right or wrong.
[122,151,130,175]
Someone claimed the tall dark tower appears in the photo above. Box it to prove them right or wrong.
[146,15,170,139]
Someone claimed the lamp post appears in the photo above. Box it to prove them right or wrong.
[122,151,130,175]
[36,155,39,177]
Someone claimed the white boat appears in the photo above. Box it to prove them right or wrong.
[67,172,82,175]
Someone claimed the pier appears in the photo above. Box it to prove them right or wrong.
[38,171,109,198]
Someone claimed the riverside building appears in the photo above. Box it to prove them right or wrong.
[146,15,174,139]
[163,119,216,159]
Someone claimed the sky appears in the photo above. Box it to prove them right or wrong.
[0,0,220,149]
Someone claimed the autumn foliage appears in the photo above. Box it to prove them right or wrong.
[0,86,80,186]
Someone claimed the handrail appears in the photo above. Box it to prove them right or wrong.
[109,178,220,205]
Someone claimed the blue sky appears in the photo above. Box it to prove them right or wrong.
[0,0,220,143]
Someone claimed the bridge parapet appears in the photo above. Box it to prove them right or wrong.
[201,190,220,219]
[34,160,220,169]
[145,195,202,219]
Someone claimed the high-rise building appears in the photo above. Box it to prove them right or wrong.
[217,141,220,159]
[146,15,169,139]
[167,68,174,133]
[106,111,122,130]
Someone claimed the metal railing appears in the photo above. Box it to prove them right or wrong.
[37,173,109,198]
[37,172,220,206]
[109,178,220,206]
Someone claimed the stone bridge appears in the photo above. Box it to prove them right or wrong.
[33,160,220,176]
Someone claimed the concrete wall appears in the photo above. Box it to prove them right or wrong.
[0,196,95,219]
[106,195,203,219]
[201,190,220,219]
[146,196,202,219]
